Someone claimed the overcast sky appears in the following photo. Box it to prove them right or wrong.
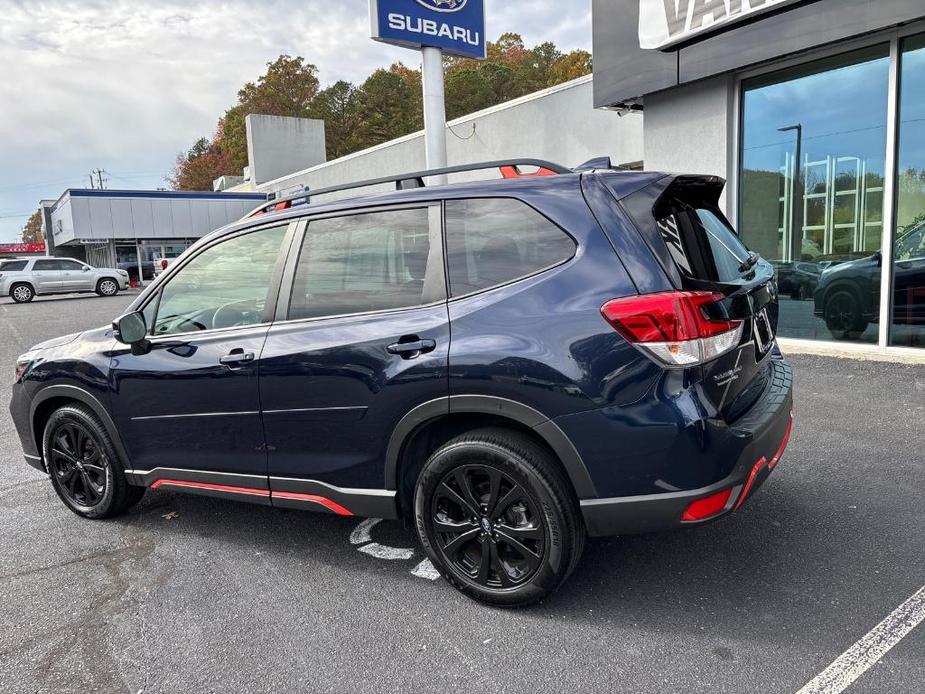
[0,0,591,242]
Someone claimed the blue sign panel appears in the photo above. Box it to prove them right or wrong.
[369,0,486,60]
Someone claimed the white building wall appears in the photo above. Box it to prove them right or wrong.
[246,114,327,185]
[250,76,644,199]
[643,75,738,212]
[50,193,265,246]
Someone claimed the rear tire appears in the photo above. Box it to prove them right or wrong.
[414,428,584,607]
[43,404,144,519]
[96,278,119,297]
[10,283,34,303]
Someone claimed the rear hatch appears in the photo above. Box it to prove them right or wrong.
[603,174,779,421]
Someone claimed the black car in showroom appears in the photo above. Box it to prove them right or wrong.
[814,222,925,339]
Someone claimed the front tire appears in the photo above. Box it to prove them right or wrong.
[824,289,867,339]
[96,278,119,297]
[10,283,34,303]
[43,404,144,519]
[414,428,584,607]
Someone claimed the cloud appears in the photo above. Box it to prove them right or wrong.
[0,0,591,241]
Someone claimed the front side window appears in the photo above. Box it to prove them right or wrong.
[444,198,576,297]
[288,207,443,320]
[151,225,287,336]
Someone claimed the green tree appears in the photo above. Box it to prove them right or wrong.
[21,210,43,244]
[310,80,361,159]
[355,68,420,147]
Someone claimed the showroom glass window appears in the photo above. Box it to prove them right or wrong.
[740,47,890,343]
[892,34,925,348]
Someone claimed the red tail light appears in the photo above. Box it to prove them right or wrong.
[601,291,743,366]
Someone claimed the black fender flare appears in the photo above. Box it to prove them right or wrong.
[29,384,132,470]
[384,395,597,498]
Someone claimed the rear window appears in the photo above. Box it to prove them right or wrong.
[445,198,576,297]
[0,260,27,271]
[656,201,752,282]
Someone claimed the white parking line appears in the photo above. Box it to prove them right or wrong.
[796,583,925,694]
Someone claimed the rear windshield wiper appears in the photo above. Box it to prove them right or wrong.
[739,252,760,273]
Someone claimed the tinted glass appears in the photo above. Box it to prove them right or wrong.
[0,260,27,271]
[289,207,443,320]
[33,259,63,271]
[890,34,925,348]
[740,46,889,343]
[445,198,575,297]
[152,226,286,336]
[657,204,751,282]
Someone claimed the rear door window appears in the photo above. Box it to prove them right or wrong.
[33,259,64,271]
[288,206,444,320]
[444,198,576,297]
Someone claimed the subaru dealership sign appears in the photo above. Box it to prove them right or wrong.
[369,0,487,59]
[639,0,802,50]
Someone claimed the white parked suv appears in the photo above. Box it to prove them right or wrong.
[0,257,129,303]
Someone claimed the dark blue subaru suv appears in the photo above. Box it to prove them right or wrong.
[10,160,793,606]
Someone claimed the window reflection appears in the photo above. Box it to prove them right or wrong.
[740,46,890,342]
[891,34,925,348]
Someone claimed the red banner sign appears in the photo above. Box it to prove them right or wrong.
[0,242,46,255]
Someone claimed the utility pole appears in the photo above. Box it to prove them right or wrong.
[91,169,108,190]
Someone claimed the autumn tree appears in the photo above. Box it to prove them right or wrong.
[168,126,234,191]
[169,35,592,185]
[222,55,321,169]
[21,210,43,244]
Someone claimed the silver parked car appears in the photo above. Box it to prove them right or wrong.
[0,257,129,303]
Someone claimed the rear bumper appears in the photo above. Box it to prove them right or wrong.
[581,357,793,537]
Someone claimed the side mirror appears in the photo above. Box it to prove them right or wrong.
[82,266,91,272]
[113,311,150,355]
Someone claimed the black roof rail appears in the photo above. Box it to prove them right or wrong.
[246,158,572,218]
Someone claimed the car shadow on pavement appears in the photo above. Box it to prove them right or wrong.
[107,478,851,642]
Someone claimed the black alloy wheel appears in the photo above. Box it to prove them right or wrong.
[824,289,866,338]
[44,404,144,519]
[431,465,545,589]
[415,428,584,607]
[49,421,108,507]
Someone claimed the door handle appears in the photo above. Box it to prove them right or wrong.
[387,337,436,358]
[220,348,255,365]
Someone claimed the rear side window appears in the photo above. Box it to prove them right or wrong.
[0,260,27,271]
[445,198,576,297]
[657,202,751,282]
[33,259,63,271]
[288,207,444,320]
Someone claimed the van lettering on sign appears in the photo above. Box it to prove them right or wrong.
[640,0,799,50]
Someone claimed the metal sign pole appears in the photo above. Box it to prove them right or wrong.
[421,46,448,185]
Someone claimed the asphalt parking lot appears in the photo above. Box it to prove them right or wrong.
[1,292,923,694]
